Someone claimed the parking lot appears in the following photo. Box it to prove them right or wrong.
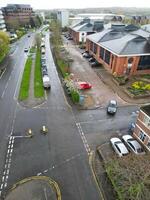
[63,37,128,108]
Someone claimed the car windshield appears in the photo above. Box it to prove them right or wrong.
[137,148,144,153]
[110,103,116,107]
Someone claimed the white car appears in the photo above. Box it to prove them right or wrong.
[110,137,129,157]
[122,135,145,155]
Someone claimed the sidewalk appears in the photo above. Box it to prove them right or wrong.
[4,176,61,200]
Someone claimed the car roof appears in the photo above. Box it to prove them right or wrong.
[128,139,142,149]
[109,100,117,104]
[117,143,129,154]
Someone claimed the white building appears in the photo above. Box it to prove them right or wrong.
[57,10,69,28]
[0,9,6,31]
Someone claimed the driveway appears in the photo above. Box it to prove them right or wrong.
[63,38,128,108]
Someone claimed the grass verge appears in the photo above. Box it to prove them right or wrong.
[34,48,44,98]
[18,57,32,100]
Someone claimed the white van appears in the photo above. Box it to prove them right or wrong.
[43,75,51,89]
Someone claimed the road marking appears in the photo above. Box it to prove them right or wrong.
[0,68,6,79]
[76,123,91,155]
[0,184,3,189]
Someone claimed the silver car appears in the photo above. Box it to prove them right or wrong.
[110,137,129,157]
[122,135,145,155]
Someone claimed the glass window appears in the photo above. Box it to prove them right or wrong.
[93,43,97,54]
[144,116,150,128]
[137,56,150,70]
[139,130,146,142]
[104,50,111,64]
[99,47,104,59]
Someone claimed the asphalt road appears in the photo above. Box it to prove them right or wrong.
[0,30,140,200]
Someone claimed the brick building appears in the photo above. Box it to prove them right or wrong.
[133,105,150,151]
[86,24,150,76]
[2,4,35,30]
[69,18,103,44]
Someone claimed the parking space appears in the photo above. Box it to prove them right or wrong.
[63,37,128,108]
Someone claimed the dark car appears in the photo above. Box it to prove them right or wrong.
[24,48,28,53]
[42,68,48,76]
[90,60,101,67]
[81,50,89,55]
[67,37,73,40]
[107,100,117,115]
[88,57,95,63]
[83,52,92,58]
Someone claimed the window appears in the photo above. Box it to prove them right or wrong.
[139,130,146,142]
[90,42,93,51]
[137,56,150,70]
[93,43,97,54]
[104,50,111,64]
[144,116,150,128]
[99,47,104,59]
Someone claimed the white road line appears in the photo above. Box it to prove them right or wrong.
[9,140,12,145]
[7,149,10,154]
[2,177,5,182]
[0,184,3,189]
[76,123,91,154]
[0,68,6,79]
[8,145,10,149]
[11,144,14,148]
[10,149,13,153]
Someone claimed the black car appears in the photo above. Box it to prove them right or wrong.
[88,57,95,63]
[107,100,117,115]
[24,48,28,53]
[83,52,92,58]
[90,60,101,67]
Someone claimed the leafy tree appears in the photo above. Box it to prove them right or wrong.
[0,31,9,63]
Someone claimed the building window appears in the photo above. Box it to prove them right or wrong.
[104,50,111,64]
[144,116,150,128]
[90,42,93,51]
[139,130,146,142]
[147,140,150,149]
[99,47,104,60]
[93,43,97,54]
[137,56,150,70]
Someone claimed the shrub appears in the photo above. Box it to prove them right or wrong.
[71,90,79,103]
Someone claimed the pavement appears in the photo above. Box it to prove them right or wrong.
[63,37,150,109]
[4,176,61,200]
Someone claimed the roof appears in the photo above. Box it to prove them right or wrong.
[87,24,150,56]
[141,104,150,117]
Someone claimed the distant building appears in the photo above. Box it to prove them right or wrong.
[133,105,150,151]
[0,9,6,31]
[86,23,150,76]
[69,18,104,43]
[2,4,35,30]
[57,10,69,28]
[69,13,124,25]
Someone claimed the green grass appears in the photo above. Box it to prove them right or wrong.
[29,46,36,53]
[18,57,32,100]
[56,58,69,77]
[34,48,44,98]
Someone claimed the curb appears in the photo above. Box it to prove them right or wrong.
[5,176,61,200]
[89,151,106,200]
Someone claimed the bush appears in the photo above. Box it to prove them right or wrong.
[71,90,79,103]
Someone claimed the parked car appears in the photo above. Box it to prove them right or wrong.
[128,122,136,134]
[107,100,117,115]
[28,35,30,38]
[81,50,89,55]
[90,60,101,67]
[67,37,73,40]
[76,81,92,90]
[43,75,51,89]
[122,135,145,155]
[83,52,92,58]
[24,48,28,53]
[110,137,129,157]
[42,68,48,75]
[88,57,95,62]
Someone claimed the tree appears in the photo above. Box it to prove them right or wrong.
[0,31,9,63]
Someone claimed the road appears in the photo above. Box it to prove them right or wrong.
[0,30,139,200]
